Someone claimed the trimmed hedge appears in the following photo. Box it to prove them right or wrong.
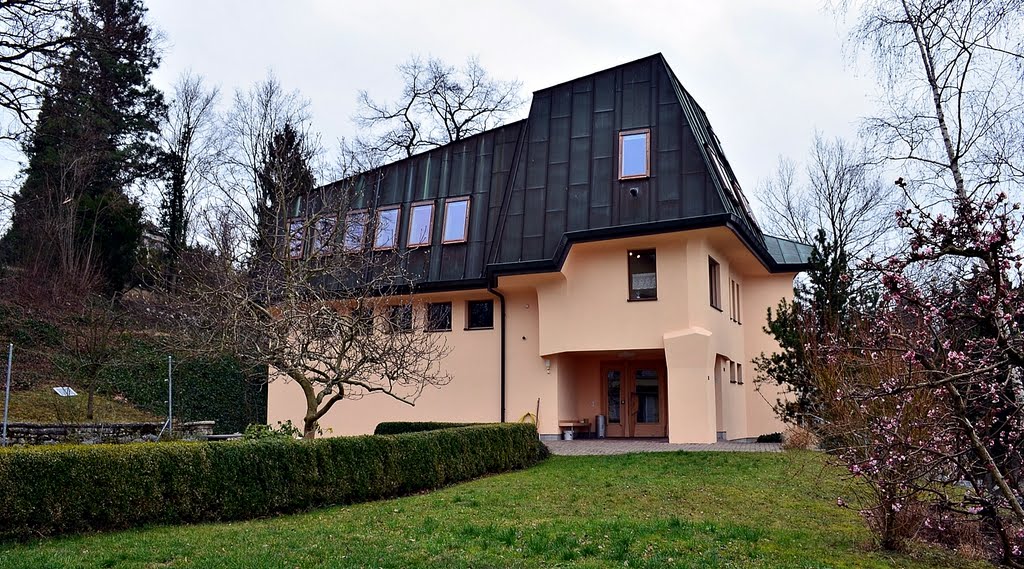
[373,421,477,435]
[0,423,545,540]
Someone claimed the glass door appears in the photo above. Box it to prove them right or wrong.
[601,360,666,438]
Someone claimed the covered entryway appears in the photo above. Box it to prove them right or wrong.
[601,360,667,437]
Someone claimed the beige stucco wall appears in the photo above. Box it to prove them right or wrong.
[265,227,795,443]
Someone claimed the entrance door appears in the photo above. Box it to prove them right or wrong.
[601,361,667,437]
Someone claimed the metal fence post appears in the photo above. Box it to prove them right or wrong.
[2,344,13,447]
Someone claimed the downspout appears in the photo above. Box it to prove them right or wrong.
[487,283,507,423]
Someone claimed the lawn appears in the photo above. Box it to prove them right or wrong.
[0,451,987,568]
[2,385,159,423]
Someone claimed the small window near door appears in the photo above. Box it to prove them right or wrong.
[628,249,657,300]
[425,302,452,332]
[466,299,493,329]
[709,257,722,309]
[619,129,650,179]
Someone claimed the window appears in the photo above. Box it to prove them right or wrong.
[387,304,413,333]
[408,202,434,247]
[311,215,337,256]
[350,306,373,336]
[466,300,493,329]
[374,207,400,250]
[732,280,742,324]
[287,218,305,259]
[425,302,452,332]
[709,257,721,309]
[442,198,470,243]
[737,363,744,385]
[628,249,657,300]
[342,210,369,252]
[619,129,650,179]
[729,361,737,384]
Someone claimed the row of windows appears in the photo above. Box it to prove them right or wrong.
[355,299,494,333]
[288,197,471,259]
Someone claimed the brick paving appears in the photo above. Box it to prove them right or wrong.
[544,438,781,455]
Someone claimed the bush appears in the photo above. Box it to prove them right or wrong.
[373,421,476,435]
[781,426,818,450]
[0,423,545,540]
[756,432,783,443]
[102,338,267,434]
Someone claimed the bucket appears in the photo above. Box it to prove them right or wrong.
[562,429,574,441]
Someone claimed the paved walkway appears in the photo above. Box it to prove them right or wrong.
[544,438,781,455]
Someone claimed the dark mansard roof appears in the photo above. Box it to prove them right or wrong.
[321,54,811,291]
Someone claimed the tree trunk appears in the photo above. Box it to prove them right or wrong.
[86,388,95,421]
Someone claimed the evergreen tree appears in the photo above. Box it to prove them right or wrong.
[252,123,314,267]
[755,229,855,425]
[2,0,165,294]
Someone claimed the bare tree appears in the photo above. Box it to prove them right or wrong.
[180,181,450,439]
[353,56,523,160]
[54,293,128,421]
[159,70,221,287]
[841,0,1024,201]
[215,73,314,248]
[757,133,899,262]
[0,0,77,142]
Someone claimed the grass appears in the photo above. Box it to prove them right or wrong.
[0,451,988,568]
[3,384,159,423]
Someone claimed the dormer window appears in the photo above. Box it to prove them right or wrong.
[374,207,400,250]
[408,202,433,247]
[442,198,470,243]
[619,129,650,180]
[342,210,368,252]
[287,218,304,259]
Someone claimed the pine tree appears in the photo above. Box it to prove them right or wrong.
[2,0,165,294]
[252,123,314,268]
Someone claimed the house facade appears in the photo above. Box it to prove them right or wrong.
[267,54,810,443]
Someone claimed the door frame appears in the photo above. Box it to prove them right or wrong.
[600,359,667,438]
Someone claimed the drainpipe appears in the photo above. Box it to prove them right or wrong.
[487,284,507,423]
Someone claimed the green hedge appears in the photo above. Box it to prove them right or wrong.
[0,423,545,540]
[373,421,477,435]
[102,338,267,434]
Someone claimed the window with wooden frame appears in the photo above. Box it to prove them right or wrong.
[374,207,400,250]
[287,218,305,259]
[311,214,337,256]
[407,202,434,247]
[342,210,369,252]
[351,306,373,337]
[618,128,651,180]
[709,257,722,309]
[425,302,452,332]
[627,249,657,300]
[386,304,413,333]
[466,299,493,329]
[442,198,470,243]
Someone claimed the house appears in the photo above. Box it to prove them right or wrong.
[267,54,811,443]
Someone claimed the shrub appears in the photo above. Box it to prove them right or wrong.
[242,420,302,441]
[756,432,783,443]
[0,423,545,540]
[781,426,818,450]
[373,421,475,435]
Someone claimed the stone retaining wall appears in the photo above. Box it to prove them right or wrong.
[1,421,216,445]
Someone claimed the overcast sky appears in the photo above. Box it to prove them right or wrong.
[2,1,882,216]
[148,1,880,189]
